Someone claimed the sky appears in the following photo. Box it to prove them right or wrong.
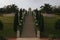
[0,0,60,10]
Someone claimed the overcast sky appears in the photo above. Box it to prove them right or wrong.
[0,0,60,10]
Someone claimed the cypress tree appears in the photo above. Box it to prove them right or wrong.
[37,11,44,32]
[14,12,18,32]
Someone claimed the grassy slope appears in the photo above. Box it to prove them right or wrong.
[0,16,16,38]
[43,15,60,37]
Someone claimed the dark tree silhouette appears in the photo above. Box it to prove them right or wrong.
[11,4,19,13]
[14,12,18,32]
[34,9,44,32]
[0,8,6,13]
[35,9,39,20]
[0,4,19,13]
[5,5,11,13]
[19,8,23,20]
[39,13,44,32]
[52,6,60,14]
[40,4,52,13]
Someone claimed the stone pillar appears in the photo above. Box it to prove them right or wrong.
[17,29,20,38]
[37,30,40,38]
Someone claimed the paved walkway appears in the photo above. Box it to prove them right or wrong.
[21,13,36,38]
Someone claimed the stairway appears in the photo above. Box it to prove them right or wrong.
[16,11,41,40]
[21,12,36,38]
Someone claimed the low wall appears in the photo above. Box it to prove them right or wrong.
[3,13,15,16]
[42,13,56,17]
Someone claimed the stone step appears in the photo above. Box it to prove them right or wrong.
[16,38,40,40]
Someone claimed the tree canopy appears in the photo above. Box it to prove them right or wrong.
[0,4,19,14]
[40,3,60,14]
[40,4,52,13]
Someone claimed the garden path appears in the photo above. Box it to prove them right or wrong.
[21,12,36,38]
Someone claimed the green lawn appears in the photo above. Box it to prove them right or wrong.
[0,16,16,38]
[43,15,60,38]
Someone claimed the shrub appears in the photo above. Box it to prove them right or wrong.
[0,36,7,40]
[55,19,60,30]
[0,20,3,30]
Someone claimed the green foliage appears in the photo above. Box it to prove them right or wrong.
[55,19,60,30]
[52,7,60,14]
[0,8,6,13]
[0,20,3,30]
[40,4,52,13]
[0,4,19,13]
[40,3,60,14]
[18,9,26,37]
[35,9,44,32]
[0,36,7,40]
[14,13,18,32]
